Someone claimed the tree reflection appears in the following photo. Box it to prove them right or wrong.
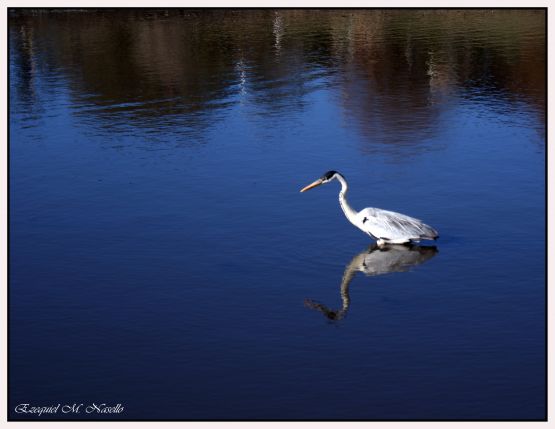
[9,9,545,141]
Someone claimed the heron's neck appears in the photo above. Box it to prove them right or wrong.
[336,174,358,224]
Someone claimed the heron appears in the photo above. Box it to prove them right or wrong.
[300,171,439,246]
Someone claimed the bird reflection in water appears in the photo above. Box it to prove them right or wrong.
[305,244,438,321]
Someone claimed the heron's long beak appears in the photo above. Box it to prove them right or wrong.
[300,179,323,193]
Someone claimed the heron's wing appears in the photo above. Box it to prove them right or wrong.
[356,207,438,240]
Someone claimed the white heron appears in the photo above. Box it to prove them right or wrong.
[300,171,439,245]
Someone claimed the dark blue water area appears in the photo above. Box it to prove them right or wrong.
[9,10,545,421]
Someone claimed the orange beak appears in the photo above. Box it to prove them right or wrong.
[300,179,323,193]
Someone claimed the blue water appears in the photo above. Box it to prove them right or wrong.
[9,10,545,420]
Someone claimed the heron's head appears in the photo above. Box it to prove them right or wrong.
[300,170,339,192]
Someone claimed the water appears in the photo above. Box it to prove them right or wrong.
[9,9,545,420]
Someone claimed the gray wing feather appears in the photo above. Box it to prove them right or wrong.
[357,207,438,240]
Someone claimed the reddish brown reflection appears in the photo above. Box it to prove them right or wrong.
[9,9,545,143]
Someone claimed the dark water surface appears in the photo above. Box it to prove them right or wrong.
[9,9,545,420]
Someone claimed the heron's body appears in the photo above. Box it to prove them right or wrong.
[301,171,438,245]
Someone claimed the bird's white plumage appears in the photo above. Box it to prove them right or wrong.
[300,171,438,245]
[354,207,438,243]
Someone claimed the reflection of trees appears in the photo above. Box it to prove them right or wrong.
[9,9,545,139]
[9,10,339,131]
[333,11,438,147]
[10,11,242,132]
[327,10,545,147]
